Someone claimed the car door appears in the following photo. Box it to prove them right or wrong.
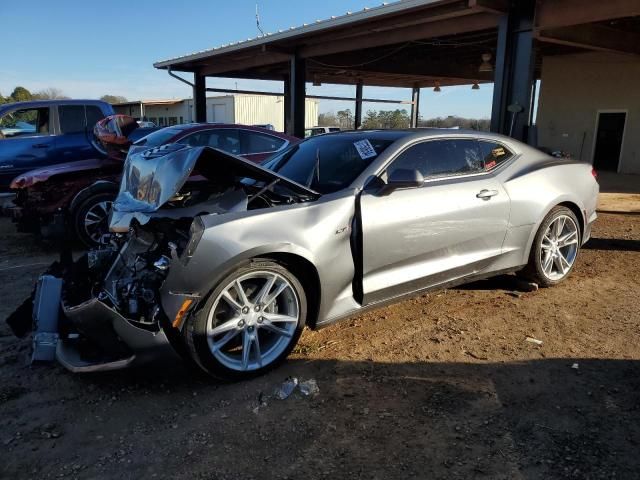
[358,138,511,305]
[52,104,103,164]
[239,129,288,163]
[0,105,56,189]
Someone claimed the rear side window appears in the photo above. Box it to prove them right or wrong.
[59,105,86,134]
[242,131,286,154]
[478,141,513,171]
[388,139,484,179]
[85,106,105,129]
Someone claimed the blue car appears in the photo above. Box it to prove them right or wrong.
[0,99,115,191]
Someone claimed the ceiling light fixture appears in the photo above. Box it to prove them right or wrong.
[313,75,322,87]
[433,81,441,92]
[479,53,493,73]
[472,82,480,90]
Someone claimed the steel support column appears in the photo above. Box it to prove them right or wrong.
[410,86,421,128]
[490,0,536,142]
[285,55,306,138]
[193,73,207,123]
[354,81,364,129]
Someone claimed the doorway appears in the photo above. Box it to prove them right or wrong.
[593,111,626,172]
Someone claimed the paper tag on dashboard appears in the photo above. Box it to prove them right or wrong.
[353,139,377,159]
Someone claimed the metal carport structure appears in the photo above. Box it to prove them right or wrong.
[154,0,640,142]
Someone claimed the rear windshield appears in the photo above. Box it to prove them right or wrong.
[264,134,395,194]
[134,127,181,147]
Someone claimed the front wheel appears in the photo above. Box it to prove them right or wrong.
[185,260,307,381]
[522,206,581,287]
[73,191,115,248]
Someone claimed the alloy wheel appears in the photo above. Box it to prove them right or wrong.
[539,214,579,281]
[83,200,113,244]
[206,271,300,371]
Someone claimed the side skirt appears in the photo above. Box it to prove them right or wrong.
[315,266,524,329]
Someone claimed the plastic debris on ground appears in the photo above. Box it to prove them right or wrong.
[571,363,579,370]
[275,377,298,400]
[525,336,544,346]
[299,379,320,396]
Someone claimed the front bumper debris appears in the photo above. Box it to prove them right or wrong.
[8,270,177,373]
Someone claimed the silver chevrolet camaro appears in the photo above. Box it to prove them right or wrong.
[8,129,599,380]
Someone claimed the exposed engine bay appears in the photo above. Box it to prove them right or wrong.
[6,144,318,371]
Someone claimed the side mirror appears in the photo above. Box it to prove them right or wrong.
[379,168,424,195]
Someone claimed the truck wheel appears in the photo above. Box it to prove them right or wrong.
[185,260,307,381]
[73,191,116,248]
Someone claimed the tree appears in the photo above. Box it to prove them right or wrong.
[100,95,128,104]
[33,87,70,100]
[336,109,354,129]
[10,86,32,102]
[317,112,338,127]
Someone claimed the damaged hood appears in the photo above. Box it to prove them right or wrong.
[109,144,318,230]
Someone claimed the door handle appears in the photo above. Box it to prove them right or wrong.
[32,143,50,149]
[476,189,499,200]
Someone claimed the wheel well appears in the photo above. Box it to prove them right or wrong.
[558,201,584,241]
[259,253,321,330]
[69,181,118,215]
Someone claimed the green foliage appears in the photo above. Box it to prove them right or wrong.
[100,95,128,104]
[10,86,33,102]
[320,109,490,132]
[362,109,411,129]
[418,116,490,131]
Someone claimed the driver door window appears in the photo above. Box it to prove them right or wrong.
[387,139,484,180]
[0,107,50,138]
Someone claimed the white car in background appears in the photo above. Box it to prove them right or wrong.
[305,126,341,137]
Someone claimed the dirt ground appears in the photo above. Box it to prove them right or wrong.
[0,207,639,480]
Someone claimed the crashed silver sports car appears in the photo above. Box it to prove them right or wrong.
[8,130,599,380]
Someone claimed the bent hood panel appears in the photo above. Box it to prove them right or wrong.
[113,145,318,214]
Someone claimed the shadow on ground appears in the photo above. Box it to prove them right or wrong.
[2,355,639,480]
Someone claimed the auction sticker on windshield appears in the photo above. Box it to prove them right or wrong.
[353,139,378,159]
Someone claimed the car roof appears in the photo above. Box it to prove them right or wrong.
[169,123,297,140]
[0,99,107,111]
[325,128,524,146]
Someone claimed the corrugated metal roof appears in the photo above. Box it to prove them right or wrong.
[154,0,444,68]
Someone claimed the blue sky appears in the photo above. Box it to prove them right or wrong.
[1,0,493,119]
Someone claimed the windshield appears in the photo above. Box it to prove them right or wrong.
[264,134,395,194]
[134,127,182,147]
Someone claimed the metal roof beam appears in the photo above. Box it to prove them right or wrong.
[536,0,640,30]
[299,13,499,59]
[536,24,640,56]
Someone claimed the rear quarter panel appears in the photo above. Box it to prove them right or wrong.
[497,153,598,266]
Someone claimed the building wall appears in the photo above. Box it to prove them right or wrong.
[115,95,319,132]
[537,52,640,173]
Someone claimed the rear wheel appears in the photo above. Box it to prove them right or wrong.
[185,260,306,381]
[73,191,115,248]
[522,206,581,287]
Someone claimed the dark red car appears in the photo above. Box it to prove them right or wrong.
[8,118,297,246]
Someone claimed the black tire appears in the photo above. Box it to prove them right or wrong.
[72,190,116,248]
[521,206,581,287]
[185,259,307,381]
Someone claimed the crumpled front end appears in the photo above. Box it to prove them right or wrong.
[6,143,317,372]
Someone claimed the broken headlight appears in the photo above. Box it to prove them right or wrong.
[184,216,205,260]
